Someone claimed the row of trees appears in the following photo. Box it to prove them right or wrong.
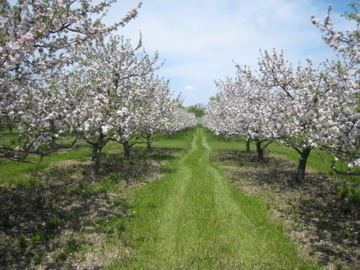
[0,1,197,175]
[205,5,359,183]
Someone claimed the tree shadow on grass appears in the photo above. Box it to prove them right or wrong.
[215,150,360,269]
[214,149,279,167]
[102,148,180,186]
[0,147,180,269]
[0,163,131,269]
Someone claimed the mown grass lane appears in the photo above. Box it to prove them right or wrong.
[109,128,317,269]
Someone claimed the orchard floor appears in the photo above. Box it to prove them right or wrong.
[110,128,317,269]
[1,127,358,269]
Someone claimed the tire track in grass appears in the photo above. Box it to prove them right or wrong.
[109,128,318,269]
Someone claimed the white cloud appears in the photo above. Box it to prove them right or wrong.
[105,0,352,105]
[184,85,198,91]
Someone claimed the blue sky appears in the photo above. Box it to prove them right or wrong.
[105,0,352,105]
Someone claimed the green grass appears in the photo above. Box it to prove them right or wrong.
[0,129,194,186]
[107,128,318,269]
[152,128,195,149]
[5,127,352,268]
[204,129,359,183]
[0,147,89,185]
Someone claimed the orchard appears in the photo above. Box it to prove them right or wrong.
[205,8,359,183]
[0,1,359,269]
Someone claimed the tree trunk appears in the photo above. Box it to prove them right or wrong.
[123,141,130,159]
[296,147,311,184]
[146,134,152,150]
[255,140,264,161]
[91,145,102,176]
[245,139,251,153]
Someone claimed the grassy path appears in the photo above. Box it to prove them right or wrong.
[109,128,317,269]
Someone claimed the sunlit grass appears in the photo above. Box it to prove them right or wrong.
[107,128,318,269]
[1,127,355,268]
